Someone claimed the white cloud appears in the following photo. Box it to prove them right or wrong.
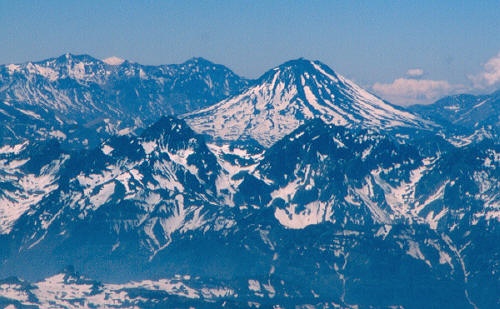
[373,50,500,106]
[406,68,424,78]
[373,78,463,106]
[469,52,500,89]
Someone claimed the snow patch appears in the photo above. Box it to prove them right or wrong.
[141,140,157,154]
[103,56,125,65]
[274,200,334,229]
[101,144,114,155]
[17,108,42,120]
[49,130,67,139]
[248,279,261,293]
[0,142,28,155]
[406,240,431,267]
[88,181,116,209]
[7,64,20,74]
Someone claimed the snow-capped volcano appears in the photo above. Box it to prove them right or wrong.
[184,59,428,147]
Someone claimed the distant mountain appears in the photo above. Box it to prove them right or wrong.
[0,54,250,147]
[184,58,430,147]
[0,269,237,308]
[408,90,500,141]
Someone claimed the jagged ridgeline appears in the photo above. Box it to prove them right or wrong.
[0,54,250,148]
[0,55,498,308]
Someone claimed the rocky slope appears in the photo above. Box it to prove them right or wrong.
[0,54,250,147]
[0,56,498,308]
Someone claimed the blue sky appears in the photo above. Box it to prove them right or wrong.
[1,1,500,105]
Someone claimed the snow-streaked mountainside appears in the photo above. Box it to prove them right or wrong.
[409,90,500,143]
[0,55,499,308]
[0,54,250,147]
[184,59,430,147]
[0,115,499,308]
[409,90,500,128]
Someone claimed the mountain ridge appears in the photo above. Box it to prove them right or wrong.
[0,54,251,147]
[408,90,499,131]
[0,114,498,308]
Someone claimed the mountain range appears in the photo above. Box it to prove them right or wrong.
[0,54,498,308]
[0,54,249,148]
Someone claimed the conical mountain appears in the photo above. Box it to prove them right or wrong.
[184,58,429,147]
